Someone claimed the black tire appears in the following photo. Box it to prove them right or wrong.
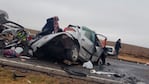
[33,48,44,59]
[66,44,79,62]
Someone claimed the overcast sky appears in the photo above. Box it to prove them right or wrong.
[0,0,149,48]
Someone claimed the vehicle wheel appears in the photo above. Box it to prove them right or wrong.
[33,48,44,59]
[66,44,79,62]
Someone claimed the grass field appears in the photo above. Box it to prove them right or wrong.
[0,67,58,84]
[107,41,149,63]
[0,66,93,84]
[118,55,149,64]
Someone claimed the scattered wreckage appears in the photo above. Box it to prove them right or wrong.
[0,10,30,57]
[0,10,108,65]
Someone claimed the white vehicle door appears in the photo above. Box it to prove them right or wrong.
[91,36,103,62]
[79,27,96,61]
[91,34,106,61]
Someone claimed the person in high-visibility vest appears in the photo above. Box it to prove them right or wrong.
[16,29,28,55]
[16,30,27,41]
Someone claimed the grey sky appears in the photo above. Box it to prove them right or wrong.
[0,0,149,48]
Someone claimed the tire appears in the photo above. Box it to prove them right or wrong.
[66,44,79,62]
[33,48,44,59]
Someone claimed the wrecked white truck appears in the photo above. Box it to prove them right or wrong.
[29,25,106,64]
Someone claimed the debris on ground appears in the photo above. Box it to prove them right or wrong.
[20,58,26,62]
[124,76,141,84]
[0,15,32,59]
[106,62,111,66]
[63,60,72,65]
[27,79,32,84]
[82,61,93,69]
[90,69,125,78]
[3,46,24,58]
[63,67,87,77]
[90,69,115,75]
[144,63,149,66]
[19,56,31,59]
[12,72,26,80]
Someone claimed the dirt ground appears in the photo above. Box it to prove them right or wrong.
[0,66,99,84]
[118,54,149,64]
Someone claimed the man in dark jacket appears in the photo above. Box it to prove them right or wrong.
[38,16,62,36]
[115,38,121,56]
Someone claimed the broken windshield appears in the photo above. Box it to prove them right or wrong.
[82,26,95,43]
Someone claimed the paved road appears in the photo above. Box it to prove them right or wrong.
[63,57,148,84]
[97,58,149,84]
[0,56,148,84]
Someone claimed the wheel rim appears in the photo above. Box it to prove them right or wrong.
[71,46,78,61]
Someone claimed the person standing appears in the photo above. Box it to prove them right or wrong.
[53,16,61,33]
[114,38,121,56]
[37,16,62,36]
[102,38,107,48]
[95,37,107,65]
[100,38,107,65]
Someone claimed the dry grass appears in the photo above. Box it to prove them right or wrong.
[107,41,149,60]
[0,67,58,84]
[118,55,149,64]
[0,66,96,84]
